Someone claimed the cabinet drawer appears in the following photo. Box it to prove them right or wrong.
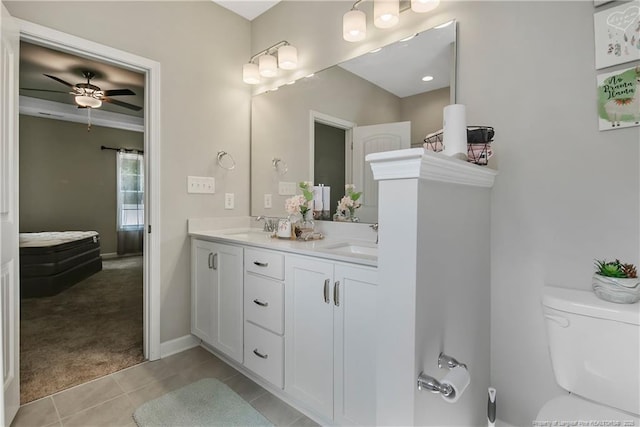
[244,322,284,389]
[245,248,284,280]
[245,274,284,335]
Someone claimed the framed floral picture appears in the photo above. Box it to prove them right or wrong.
[594,1,640,69]
[596,65,640,131]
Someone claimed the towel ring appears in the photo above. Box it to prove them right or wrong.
[272,158,288,175]
[217,151,236,170]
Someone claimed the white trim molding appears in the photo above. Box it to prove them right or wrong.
[160,335,200,358]
[17,18,162,361]
[367,148,497,188]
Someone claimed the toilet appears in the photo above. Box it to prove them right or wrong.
[537,285,640,424]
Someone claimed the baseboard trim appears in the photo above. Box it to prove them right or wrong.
[160,334,200,358]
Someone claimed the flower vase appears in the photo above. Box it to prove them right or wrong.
[592,274,640,304]
[348,207,359,223]
[293,211,315,238]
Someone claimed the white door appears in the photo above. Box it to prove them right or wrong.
[191,239,216,344]
[285,256,334,420]
[0,3,20,425]
[352,121,410,223]
[212,243,243,364]
[333,264,378,426]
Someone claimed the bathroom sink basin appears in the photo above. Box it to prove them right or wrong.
[320,242,378,258]
[221,229,270,240]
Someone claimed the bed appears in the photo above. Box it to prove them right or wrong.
[20,231,103,298]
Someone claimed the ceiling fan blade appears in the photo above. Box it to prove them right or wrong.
[20,88,69,94]
[102,97,142,111]
[43,74,75,88]
[103,88,135,97]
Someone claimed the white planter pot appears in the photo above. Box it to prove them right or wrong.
[592,274,640,304]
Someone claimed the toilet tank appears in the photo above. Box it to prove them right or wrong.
[542,286,640,415]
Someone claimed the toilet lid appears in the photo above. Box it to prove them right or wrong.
[537,395,640,423]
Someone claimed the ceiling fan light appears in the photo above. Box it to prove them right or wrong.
[343,9,367,42]
[411,0,440,13]
[374,0,399,29]
[259,54,278,77]
[278,45,298,70]
[75,95,102,109]
[243,63,261,84]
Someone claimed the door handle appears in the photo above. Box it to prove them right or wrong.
[253,299,269,307]
[323,279,330,304]
[208,252,213,269]
[212,253,218,270]
[334,281,340,306]
[253,349,269,359]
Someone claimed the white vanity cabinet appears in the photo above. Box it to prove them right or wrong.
[191,239,244,363]
[285,255,378,426]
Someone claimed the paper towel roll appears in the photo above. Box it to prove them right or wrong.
[441,366,470,403]
[442,104,467,160]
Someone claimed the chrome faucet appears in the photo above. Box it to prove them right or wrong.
[256,216,277,232]
[370,223,379,244]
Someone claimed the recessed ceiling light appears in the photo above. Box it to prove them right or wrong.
[370,48,382,53]
[421,75,434,82]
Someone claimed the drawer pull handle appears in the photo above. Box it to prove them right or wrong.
[334,281,340,306]
[212,253,218,270]
[253,349,269,359]
[253,299,269,307]
[253,261,269,267]
[324,279,330,304]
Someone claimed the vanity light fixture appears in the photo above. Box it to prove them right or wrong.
[243,40,298,85]
[342,0,439,42]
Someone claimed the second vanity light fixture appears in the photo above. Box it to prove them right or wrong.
[343,0,440,42]
[243,40,298,85]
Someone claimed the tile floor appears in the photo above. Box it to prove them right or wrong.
[11,346,319,427]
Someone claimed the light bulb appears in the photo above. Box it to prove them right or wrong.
[75,95,102,108]
[374,0,399,29]
[242,63,260,84]
[411,0,440,13]
[343,9,366,42]
[278,45,298,70]
[259,54,278,77]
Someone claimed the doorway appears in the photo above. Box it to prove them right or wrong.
[2,16,161,421]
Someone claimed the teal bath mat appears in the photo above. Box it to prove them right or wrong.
[132,378,273,426]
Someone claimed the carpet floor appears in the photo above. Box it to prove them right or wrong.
[20,255,144,404]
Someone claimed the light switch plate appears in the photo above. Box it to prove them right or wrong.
[187,176,215,194]
[264,194,272,209]
[278,181,296,195]
[225,193,234,209]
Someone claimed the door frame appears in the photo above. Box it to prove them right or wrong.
[309,110,356,185]
[16,19,161,360]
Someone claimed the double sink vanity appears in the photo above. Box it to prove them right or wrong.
[188,220,379,425]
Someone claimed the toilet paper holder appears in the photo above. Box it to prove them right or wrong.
[417,352,468,397]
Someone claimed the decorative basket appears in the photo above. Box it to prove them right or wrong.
[423,126,495,166]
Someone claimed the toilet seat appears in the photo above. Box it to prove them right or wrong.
[536,395,640,424]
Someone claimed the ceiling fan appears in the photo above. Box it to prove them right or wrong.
[22,71,142,111]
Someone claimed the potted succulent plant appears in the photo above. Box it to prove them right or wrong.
[592,259,640,304]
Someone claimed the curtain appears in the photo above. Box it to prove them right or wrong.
[116,152,144,255]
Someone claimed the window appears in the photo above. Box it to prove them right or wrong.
[117,152,144,230]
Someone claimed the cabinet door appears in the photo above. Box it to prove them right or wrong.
[191,239,216,344]
[334,264,378,426]
[285,256,335,420]
[212,243,244,363]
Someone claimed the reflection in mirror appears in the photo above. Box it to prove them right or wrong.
[251,20,456,223]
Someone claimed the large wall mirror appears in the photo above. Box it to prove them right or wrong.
[251,20,457,224]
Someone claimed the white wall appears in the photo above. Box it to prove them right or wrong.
[254,1,639,425]
[5,1,252,343]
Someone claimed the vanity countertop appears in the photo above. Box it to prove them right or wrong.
[189,227,377,267]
